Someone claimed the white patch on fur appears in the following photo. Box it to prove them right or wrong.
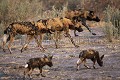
[25,64,28,68]
[77,59,80,64]
[3,34,7,43]
[24,44,28,48]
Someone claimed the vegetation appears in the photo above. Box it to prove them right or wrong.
[104,5,120,42]
[0,0,67,37]
[0,0,119,42]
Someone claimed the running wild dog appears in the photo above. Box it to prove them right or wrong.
[37,18,79,48]
[24,55,53,78]
[65,9,100,36]
[2,21,45,53]
[77,49,104,70]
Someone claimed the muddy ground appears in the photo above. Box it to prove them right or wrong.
[0,27,120,80]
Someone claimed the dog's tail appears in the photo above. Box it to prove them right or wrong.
[24,63,28,68]
[3,24,13,42]
[2,25,12,52]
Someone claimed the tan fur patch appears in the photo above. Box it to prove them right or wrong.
[47,18,63,30]
[37,22,46,29]
[44,58,49,62]
[88,49,94,54]
[41,58,44,62]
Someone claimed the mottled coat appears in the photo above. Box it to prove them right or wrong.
[36,18,79,49]
[77,49,104,70]
[65,10,100,36]
[24,55,53,77]
[3,22,37,53]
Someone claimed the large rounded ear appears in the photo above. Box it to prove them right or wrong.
[31,21,35,25]
[31,21,37,26]
[50,55,53,60]
[90,11,94,13]
[89,10,94,16]
[83,11,89,18]
[101,55,104,60]
[44,55,47,58]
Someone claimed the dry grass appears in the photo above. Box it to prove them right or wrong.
[103,5,120,42]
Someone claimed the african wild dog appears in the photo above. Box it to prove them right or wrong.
[77,49,104,70]
[47,17,80,48]
[59,17,83,47]
[36,17,79,49]
[21,17,81,50]
[2,22,44,53]
[24,55,53,78]
[21,20,50,53]
[65,9,100,36]
[36,18,64,48]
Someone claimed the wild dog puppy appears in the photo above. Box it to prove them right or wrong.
[24,55,53,78]
[2,22,39,53]
[77,49,104,70]
[65,9,100,36]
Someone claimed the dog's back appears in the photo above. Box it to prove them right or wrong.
[77,49,104,70]
[27,58,42,68]
[24,55,53,78]
[79,49,97,59]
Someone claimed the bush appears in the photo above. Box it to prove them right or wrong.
[104,5,120,42]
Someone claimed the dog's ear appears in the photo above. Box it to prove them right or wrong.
[50,55,53,60]
[48,54,53,60]
[101,55,104,60]
[44,55,47,58]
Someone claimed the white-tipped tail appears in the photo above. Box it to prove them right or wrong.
[3,34,8,43]
[25,64,28,68]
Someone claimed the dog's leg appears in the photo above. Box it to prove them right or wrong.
[38,34,44,47]
[82,21,96,35]
[74,30,78,36]
[21,35,33,53]
[39,68,46,77]
[3,34,9,52]
[76,58,84,70]
[7,34,15,54]
[93,61,96,69]
[76,59,81,70]
[66,32,79,47]
[34,34,45,51]
[92,59,96,69]
[28,68,33,78]
[83,59,90,69]
[91,58,97,69]
[53,31,59,48]
[24,68,32,78]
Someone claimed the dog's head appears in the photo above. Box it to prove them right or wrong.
[43,55,53,67]
[86,11,100,22]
